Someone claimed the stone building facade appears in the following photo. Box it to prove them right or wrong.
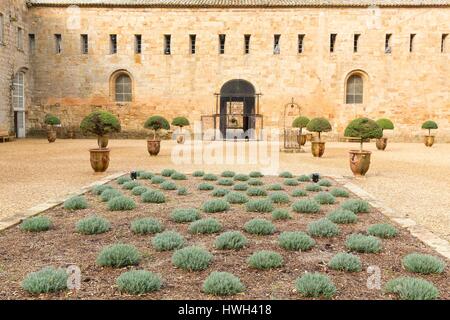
[1,1,449,141]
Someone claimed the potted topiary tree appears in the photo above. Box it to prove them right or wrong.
[144,115,170,156]
[375,118,394,150]
[80,110,121,172]
[292,116,310,147]
[171,116,190,144]
[421,120,438,147]
[44,114,61,143]
[344,117,382,176]
[306,117,332,157]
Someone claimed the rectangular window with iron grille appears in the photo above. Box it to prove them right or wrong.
[110,34,117,54]
[55,34,62,54]
[244,34,250,54]
[219,34,225,54]
[190,34,196,54]
[135,34,142,54]
[164,34,171,54]
[298,34,305,53]
[81,34,88,54]
[330,33,337,53]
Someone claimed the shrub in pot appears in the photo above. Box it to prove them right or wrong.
[80,110,121,172]
[144,115,170,156]
[375,118,394,151]
[292,116,310,147]
[306,117,332,157]
[44,114,61,143]
[421,120,438,147]
[344,118,382,176]
[171,116,190,144]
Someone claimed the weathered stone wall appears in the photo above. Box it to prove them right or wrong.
[26,6,450,141]
[0,0,31,133]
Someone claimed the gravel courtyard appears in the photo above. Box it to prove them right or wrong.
[0,138,449,242]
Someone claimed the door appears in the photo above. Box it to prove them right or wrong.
[14,111,25,138]
[12,71,26,138]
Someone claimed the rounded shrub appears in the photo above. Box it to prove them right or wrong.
[80,110,121,137]
[198,182,214,191]
[244,218,275,235]
[225,192,249,204]
[306,117,332,139]
[330,188,349,198]
[116,270,162,294]
[376,118,394,131]
[279,171,293,178]
[171,172,187,180]
[20,216,52,232]
[192,170,205,177]
[122,180,140,190]
[345,234,382,253]
[202,272,245,296]
[215,231,248,250]
[221,170,235,177]
[131,186,148,196]
[314,192,336,205]
[117,176,131,185]
[305,183,322,192]
[344,118,382,147]
[92,184,113,195]
[141,190,166,203]
[248,178,263,186]
[284,178,299,186]
[233,174,249,181]
[318,179,332,187]
[96,243,141,268]
[138,171,154,180]
[217,178,234,186]
[295,273,336,298]
[307,219,340,238]
[291,189,307,197]
[327,209,357,224]
[22,267,68,294]
[278,231,315,251]
[247,250,283,270]
[177,187,188,195]
[292,199,320,214]
[172,116,190,128]
[328,252,362,272]
[161,168,176,177]
[402,253,445,274]
[160,180,177,190]
[385,276,439,300]
[271,209,292,220]
[189,218,222,234]
[151,175,165,184]
[212,188,230,197]
[298,174,311,182]
[421,120,438,133]
[367,223,398,238]
[202,199,230,213]
[203,173,218,181]
[340,199,370,213]
[152,231,185,251]
[171,246,213,271]
[75,215,110,235]
[107,196,136,211]
[100,188,122,202]
[267,184,283,191]
[64,196,88,210]
[292,116,310,129]
[249,171,263,178]
[234,183,248,191]
[44,113,61,126]
[245,199,274,212]
[246,187,267,196]
[131,217,163,235]
[269,191,290,204]
[171,208,201,223]
[144,115,170,138]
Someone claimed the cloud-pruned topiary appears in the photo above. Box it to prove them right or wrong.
[144,116,170,139]
[279,171,293,178]
[345,234,382,253]
[367,223,398,238]
[271,209,292,220]
[233,174,249,181]
[247,250,283,270]
[284,178,299,186]
[171,172,187,180]
[248,178,264,186]
[131,186,148,196]
[96,243,141,268]
[306,117,332,140]
[189,218,222,234]
[344,118,383,151]
[340,199,370,213]
[203,173,218,181]
[192,170,205,177]
[307,219,340,238]
[269,191,290,204]
[107,196,136,211]
[202,272,245,296]
[234,183,248,191]
[150,175,165,184]
[131,217,163,235]
[385,277,439,300]
[171,246,213,271]
[330,188,349,198]
[80,110,121,138]
[244,218,275,235]
[328,252,362,272]
[314,192,336,205]
[295,273,336,298]
[249,171,263,178]
[122,180,140,190]
[402,253,445,274]
[116,270,162,295]
[291,189,307,197]
[75,215,110,235]
[318,179,332,187]
[141,190,166,203]
[221,170,235,177]
[92,184,113,195]
[160,181,177,190]
[292,199,320,214]
[245,199,274,212]
[217,178,234,186]
[152,230,185,251]
[327,209,357,224]
[215,231,248,250]
[305,183,322,192]
[225,192,249,204]
[278,231,315,251]
[22,267,68,294]
[171,208,200,223]
[421,120,438,136]
[202,199,230,213]
[246,187,267,196]
[100,188,122,202]
[267,184,283,191]
[161,169,176,177]
[64,196,88,210]
[298,174,311,182]
[20,216,52,232]
[198,182,215,191]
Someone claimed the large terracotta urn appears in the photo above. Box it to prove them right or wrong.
[349,150,371,176]
[147,139,161,156]
[89,148,110,172]
[376,137,388,151]
[424,135,435,147]
[311,141,325,157]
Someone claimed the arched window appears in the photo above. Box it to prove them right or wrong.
[346,74,363,104]
[114,74,132,102]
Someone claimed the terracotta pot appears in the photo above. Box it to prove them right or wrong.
[311,141,325,157]
[89,148,110,172]
[349,150,371,176]
[47,129,56,143]
[376,137,388,150]
[97,136,109,148]
[147,139,161,156]
[176,134,185,144]
[424,135,435,147]
[297,134,307,146]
